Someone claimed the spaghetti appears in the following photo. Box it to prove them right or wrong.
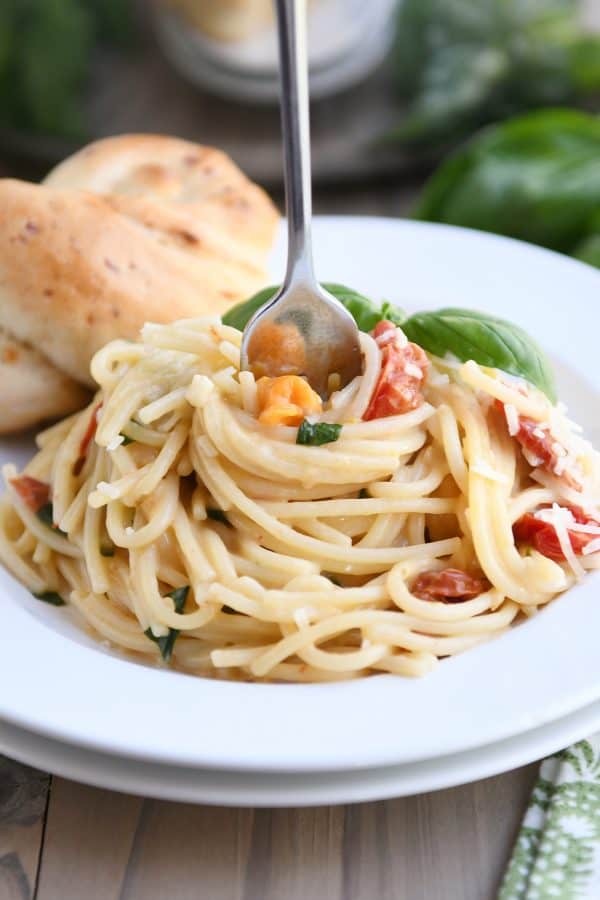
[1,314,599,682]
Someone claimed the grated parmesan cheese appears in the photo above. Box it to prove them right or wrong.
[96,481,119,500]
[536,504,585,580]
[106,435,124,452]
[566,522,600,535]
[504,403,519,437]
[405,362,424,379]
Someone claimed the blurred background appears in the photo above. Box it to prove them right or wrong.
[1,0,600,263]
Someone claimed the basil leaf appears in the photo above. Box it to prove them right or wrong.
[100,542,115,558]
[222,284,404,334]
[206,508,231,527]
[119,433,134,446]
[388,0,597,148]
[573,233,600,269]
[415,109,600,256]
[145,586,189,662]
[37,502,66,535]
[34,590,65,607]
[167,586,189,614]
[297,421,342,446]
[402,307,557,403]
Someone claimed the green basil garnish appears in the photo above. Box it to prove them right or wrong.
[402,307,557,403]
[34,591,65,607]
[297,420,342,446]
[145,586,189,663]
[119,433,134,446]
[222,283,405,334]
[36,502,66,535]
[223,282,557,407]
[206,508,231,527]
[100,542,115,557]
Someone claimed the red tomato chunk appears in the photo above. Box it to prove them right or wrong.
[411,568,490,602]
[73,403,102,476]
[495,400,581,492]
[10,475,50,512]
[363,321,429,421]
[513,505,600,562]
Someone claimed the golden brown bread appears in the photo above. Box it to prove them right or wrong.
[0,135,279,432]
[44,134,278,253]
[0,178,275,387]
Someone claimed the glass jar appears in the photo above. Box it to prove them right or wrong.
[153,0,397,103]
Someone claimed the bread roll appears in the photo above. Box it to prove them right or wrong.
[44,134,278,254]
[0,135,279,432]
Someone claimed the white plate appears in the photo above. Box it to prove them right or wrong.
[2,698,600,807]
[1,217,599,774]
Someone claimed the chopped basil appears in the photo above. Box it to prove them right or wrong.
[100,542,115,557]
[36,502,54,527]
[119,433,134,446]
[207,508,231,527]
[36,502,66,535]
[168,586,189,613]
[34,590,65,607]
[145,586,189,663]
[221,604,237,615]
[296,420,342,446]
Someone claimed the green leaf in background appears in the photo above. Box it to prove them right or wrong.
[402,308,557,403]
[573,233,600,267]
[415,109,600,256]
[0,0,131,138]
[222,284,405,334]
[389,0,600,146]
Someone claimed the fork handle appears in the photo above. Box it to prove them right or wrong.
[275,0,317,288]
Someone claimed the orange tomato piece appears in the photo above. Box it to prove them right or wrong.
[256,375,322,426]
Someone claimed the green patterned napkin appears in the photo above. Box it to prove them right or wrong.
[500,740,600,899]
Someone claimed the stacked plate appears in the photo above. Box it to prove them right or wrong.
[1,218,599,807]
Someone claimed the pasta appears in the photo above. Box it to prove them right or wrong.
[1,313,599,682]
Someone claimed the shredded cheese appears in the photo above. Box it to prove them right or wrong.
[536,504,585,580]
[106,435,124,452]
[96,481,119,500]
[504,403,519,437]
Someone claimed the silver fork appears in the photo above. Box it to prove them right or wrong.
[240,0,362,399]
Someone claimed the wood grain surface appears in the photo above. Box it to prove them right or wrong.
[15,763,533,900]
